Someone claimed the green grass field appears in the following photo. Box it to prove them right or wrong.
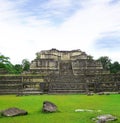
[0,94,120,123]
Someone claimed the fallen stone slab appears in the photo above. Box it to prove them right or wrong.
[75,109,93,112]
[75,109,102,113]
[42,101,57,113]
[93,114,117,123]
[1,107,28,117]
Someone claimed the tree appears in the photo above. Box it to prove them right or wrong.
[109,61,120,73]
[0,54,10,65]
[0,54,31,74]
[14,64,23,74]
[0,54,15,74]
[97,56,111,70]
[22,59,30,71]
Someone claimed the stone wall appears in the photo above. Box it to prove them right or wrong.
[0,76,44,95]
[46,74,120,94]
[36,49,85,60]
[0,76,22,94]
[0,74,120,94]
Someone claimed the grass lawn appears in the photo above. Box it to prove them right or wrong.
[0,94,120,123]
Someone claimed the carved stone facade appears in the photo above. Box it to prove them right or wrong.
[30,48,103,75]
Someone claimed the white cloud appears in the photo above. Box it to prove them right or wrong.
[0,0,120,64]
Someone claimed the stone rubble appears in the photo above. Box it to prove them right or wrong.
[1,107,28,117]
[42,101,57,113]
[93,114,117,123]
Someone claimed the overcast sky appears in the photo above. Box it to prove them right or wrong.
[0,0,120,64]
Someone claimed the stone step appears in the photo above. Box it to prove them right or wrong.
[49,90,86,93]
[19,91,43,95]
[0,91,19,95]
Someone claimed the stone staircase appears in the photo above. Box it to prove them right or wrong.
[18,88,43,95]
[48,74,87,94]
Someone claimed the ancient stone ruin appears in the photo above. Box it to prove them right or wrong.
[30,48,103,75]
[0,49,120,94]
[29,49,110,94]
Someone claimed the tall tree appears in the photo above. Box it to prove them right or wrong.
[0,54,15,74]
[22,59,30,71]
[97,56,111,70]
[0,54,10,65]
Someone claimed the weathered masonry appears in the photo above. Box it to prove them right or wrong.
[0,74,120,95]
[0,76,45,95]
[29,49,119,94]
[46,74,120,93]
[30,48,104,75]
[0,49,120,94]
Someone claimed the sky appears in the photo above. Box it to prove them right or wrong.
[0,0,120,64]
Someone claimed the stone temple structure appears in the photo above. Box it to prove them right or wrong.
[30,48,103,75]
[0,49,120,94]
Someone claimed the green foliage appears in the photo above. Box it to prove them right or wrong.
[14,64,23,74]
[97,56,111,70]
[22,59,30,71]
[97,56,120,73]
[0,53,31,74]
[4,64,16,74]
[0,94,120,123]
[110,61,120,73]
[0,54,15,74]
[0,54,24,74]
[0,54,10,64]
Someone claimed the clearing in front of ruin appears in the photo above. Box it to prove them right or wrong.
[0,94,120,123]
